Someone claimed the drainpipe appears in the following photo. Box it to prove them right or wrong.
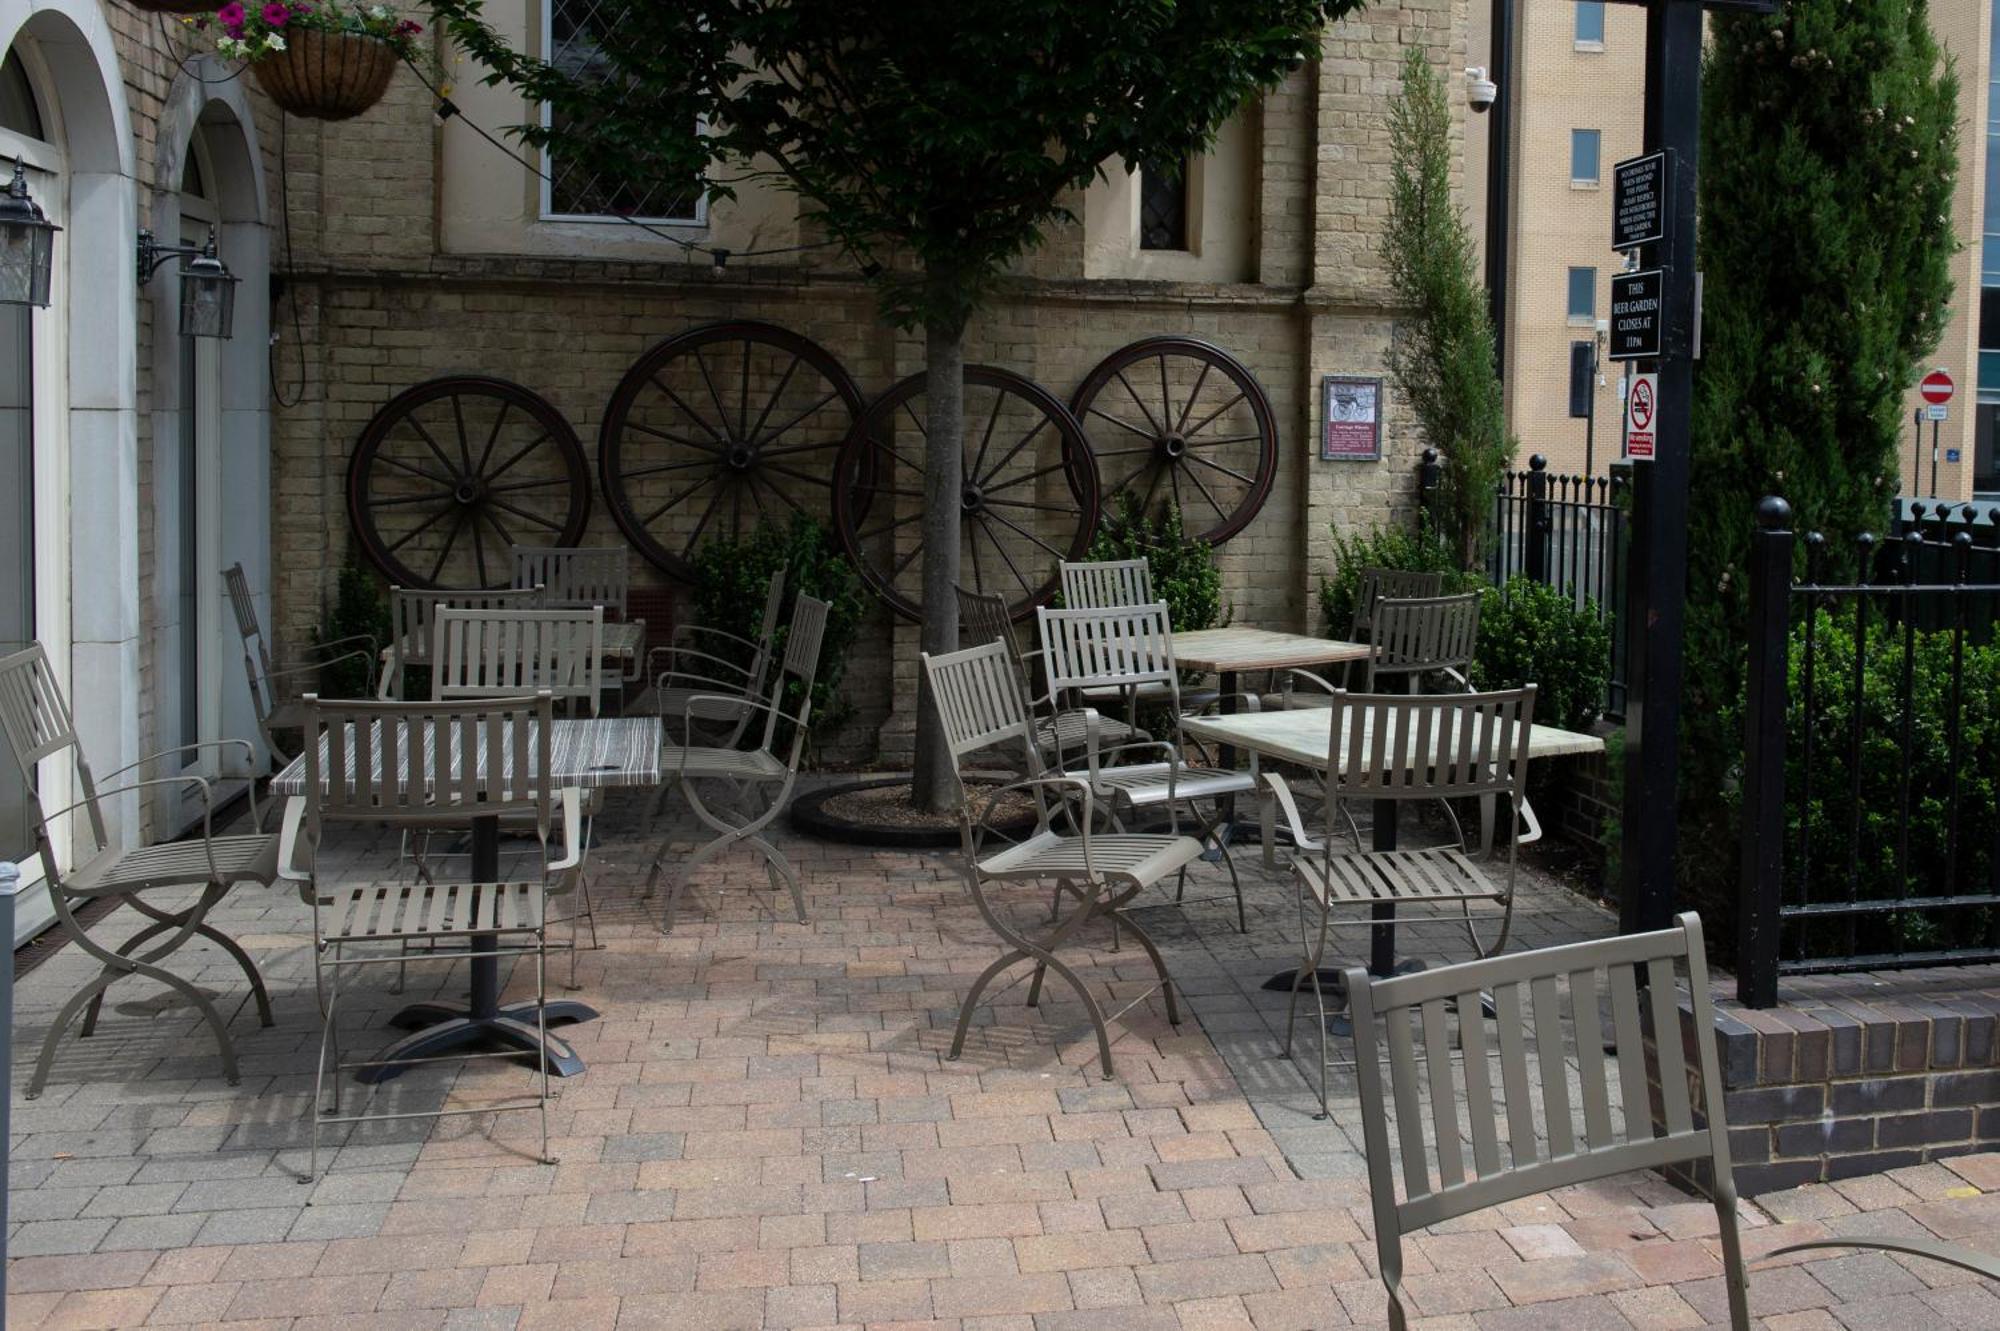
[1486,0,1516,379]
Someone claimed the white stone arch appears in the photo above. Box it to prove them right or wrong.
[1,0,142,860]
[150,60,274,780]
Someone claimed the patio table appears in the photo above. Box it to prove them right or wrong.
[1181,706,1603,979]
[273,714,661,1079]
[1169,628,1372,829]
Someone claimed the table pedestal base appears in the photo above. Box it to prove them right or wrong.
[363,999,595,1082]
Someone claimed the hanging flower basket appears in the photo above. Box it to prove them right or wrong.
[250,28,398,121]
[128,2,220,13]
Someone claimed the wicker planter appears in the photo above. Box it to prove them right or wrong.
[250,28,398,121]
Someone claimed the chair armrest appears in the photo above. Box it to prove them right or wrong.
[546,787,585,878]
[45,776,220,883]
[1262,772,1324,855]
[650,646,757,685]
[1278,668,1341,698]
[97,739,263,832]
[680,694,808,737]
[1763,1235,2000,1281]
[971,774,1099,874]
[284,634,379,667]
[265,649,377,692]
[670,623,763,655]
[275,795,310,887]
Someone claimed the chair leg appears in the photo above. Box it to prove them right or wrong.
[950,948,1030,1061]
[82,909,272,1036]
[535,930,554,1166]
[1108,909,1180,1028]
[1712,1182,1752,1331]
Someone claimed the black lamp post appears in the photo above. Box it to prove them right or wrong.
[137,226,239,340]
[0,158,59,309]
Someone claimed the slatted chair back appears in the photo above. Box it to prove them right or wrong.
[956,586,1019,656]
[1352,567,1447,641]
[1317,688,1534,807]
[223,562,279,720]
[758,595,831,754]
[431,608,606,716]
[511,546,630,618]
[920,640,1060,854]
[0,644,106,852]
[1037,601,1181,713]
[300,693,556,858]
[1348,913,1742,1329]
[387,585,546,697]
[1366,593,1481,691]
[1059,559,1153,609]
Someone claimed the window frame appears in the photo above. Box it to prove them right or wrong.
[1570,129,1602,187]
[537,0,707,228]
[1574,1,1606,49]
[1567,266,1598,323]
[1138,156,1192,253]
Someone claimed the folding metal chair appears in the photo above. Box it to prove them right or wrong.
[645,595,830,933]
[922,639,1204,1077]
[1364,592,1482,692]
[0,644,278,1097]
[1268,687,1535,1115]
[1347,913,2000,1331]
[279,692,581,1180]
[510,545,646,684]
[957,585,1137,764]
[223,563,377,763]
[380,584,546,700]
[1278,567,1449,709]
[641,568,785,748]
[1038,602,1255,930]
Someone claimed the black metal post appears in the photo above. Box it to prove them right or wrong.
[1930,415,1941,498]
[1418,447,1442,539]
[1486,0,1516,378]
[1619,0,1702,936]
[1737,498,1792,1009]
[1525,454,1550,584]
[1912,408,1925,497]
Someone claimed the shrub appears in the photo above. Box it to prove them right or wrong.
[317,554,390,698]
[688,515,867,742]
[1471,577,1612,732]
[1757,607,2000,957]
[1081,497,1226,632]
[1316,524,1474,639]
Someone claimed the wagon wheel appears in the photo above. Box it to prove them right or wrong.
[599,321,866,581]
[347,376,592,590]
[1070,336,1278,545]
[833,366,1101,622]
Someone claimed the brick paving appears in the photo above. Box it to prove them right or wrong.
[7,781,1999,1329]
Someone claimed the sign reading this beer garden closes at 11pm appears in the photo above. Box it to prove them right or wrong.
[1608,269,1664,361]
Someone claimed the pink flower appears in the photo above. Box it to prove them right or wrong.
[261,3,291,26]
[394,18,422,36]
[216,2,246,37]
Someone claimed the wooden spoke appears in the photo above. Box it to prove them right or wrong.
[601,321,865,581]
[833,364,1100,622]
[348,377,591,589]
[1070,337,1277,544]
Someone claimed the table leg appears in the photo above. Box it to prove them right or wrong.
[1215,669,1240,843]
[364,813,597,1083]
[1370,798,1398,978]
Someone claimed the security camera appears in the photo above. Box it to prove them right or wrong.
[1466,67,1497,113]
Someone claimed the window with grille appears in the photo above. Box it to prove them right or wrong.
[542,0,703,223]
[1140,158,1190,251]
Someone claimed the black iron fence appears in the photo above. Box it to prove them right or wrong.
[1487,456,1630,717]
[1738,496,2000,1007]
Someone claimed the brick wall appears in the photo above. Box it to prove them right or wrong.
[258,1,1469,765]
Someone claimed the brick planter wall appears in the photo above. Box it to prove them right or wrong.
[1657,966,2000,1197]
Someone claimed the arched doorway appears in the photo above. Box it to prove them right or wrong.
[0,0,139,943]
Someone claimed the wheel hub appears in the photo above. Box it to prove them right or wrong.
[1158,433,1188,461]
[453,479,482,504]
[961,483,984,515]
[726,443,756,472]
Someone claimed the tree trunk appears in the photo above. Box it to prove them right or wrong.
[910,314,966,813]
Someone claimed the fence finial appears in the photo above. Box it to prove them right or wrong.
[1755,495,1792,530]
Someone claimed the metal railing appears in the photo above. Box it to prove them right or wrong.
[1488,456,1629,717]
[1739,496,2000,1007]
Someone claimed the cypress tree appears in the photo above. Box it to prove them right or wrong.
[1678,0,1958,924]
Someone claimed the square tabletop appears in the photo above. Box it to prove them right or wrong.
[270,715,663,797]
[1171,627,1371,675]
[1181,705,1603,770]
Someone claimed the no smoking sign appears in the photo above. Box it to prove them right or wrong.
[1627,372,1658,460]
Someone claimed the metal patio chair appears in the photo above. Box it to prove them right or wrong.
[1270,687,1535,1115]
[1363,592,1482,692]
[1059,558,1153,609]
[957,585,1138,765]
[1038,602,1255,931]
[645,595,830,934]
[921,639,1203,1077]
[510,545,646,684]
[431,606,606,981]
[1347,913,2000,1331]
[1277,567,1450,709]
[380,584,546,700]
[0,643,279,1098]
[280,691,581,1180]
[224,563,377,763]
[639,569,786,748]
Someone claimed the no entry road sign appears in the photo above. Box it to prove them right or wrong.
[1920,368,1954,406]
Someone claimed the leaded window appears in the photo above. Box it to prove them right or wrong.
[543,0,702,223]
[1140,158,1189,252]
